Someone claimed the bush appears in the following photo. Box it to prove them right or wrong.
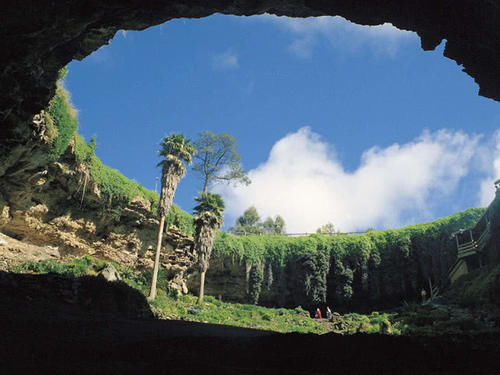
[47,84,78,160]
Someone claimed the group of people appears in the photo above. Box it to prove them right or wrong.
[314,306,332,320]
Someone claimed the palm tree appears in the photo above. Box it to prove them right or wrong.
[149,133,196,301]
[193,192,225,304]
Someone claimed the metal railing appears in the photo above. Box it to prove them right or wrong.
[232,231,368,237]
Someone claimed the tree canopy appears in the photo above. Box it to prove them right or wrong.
[316,222,339,235]
[262,215,286,235]
[230,206,286,235]
[192,130,250,193]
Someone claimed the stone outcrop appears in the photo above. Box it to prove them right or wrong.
[98,263,122,282]
[0,140,196,294]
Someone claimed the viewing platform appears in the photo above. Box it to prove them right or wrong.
[455,222,492,260]
[449,182,498,284]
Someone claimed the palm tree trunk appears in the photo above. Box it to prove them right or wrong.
[199,270,206,304]
[149,215,165,301]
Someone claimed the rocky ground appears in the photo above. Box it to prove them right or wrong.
[0,231,62,270]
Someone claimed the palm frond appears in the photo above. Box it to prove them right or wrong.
[193,192,225,225]
[158,133,196,166]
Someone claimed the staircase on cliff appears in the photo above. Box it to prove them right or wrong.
[448,185,499,284]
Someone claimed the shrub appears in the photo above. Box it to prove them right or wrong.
[47,84,78,160]
[248,264,264,304]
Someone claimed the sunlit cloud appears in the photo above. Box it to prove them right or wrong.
[478,130,500,206]
[212,50,239,70]
[216,127,480,233]
[258,15,417,58]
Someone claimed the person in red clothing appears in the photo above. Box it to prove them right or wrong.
[314,307,322,319]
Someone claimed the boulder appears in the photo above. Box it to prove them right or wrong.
[98,263,122,282]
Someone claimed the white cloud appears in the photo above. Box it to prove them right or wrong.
[212,50,239,70]
[216,127,480,233]
[258,15,417,58]
[478,130,500,206]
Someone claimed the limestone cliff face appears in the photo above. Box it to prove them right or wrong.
[0,136,196,294]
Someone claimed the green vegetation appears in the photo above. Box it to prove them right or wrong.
[9,257,325,334]
[193,192,225,303]
[262,215,286,235]
[10,256,101,276]
[12,256,500,337]
[43,70,194,235]
[151,294,326,334]
[73,134,194,233]
[230,206,286,235]
[449,264,500,309]
[395,302,495,336]
[192,130,250,193]
[214,208,485,309]
[329,311,401,335]
[230,206,263,235]
[150,133,196,300]
[47,84,78,160]
[73,134,156,203]
[316,222,339,234]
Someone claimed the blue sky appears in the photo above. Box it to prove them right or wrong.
[66,14,500,232]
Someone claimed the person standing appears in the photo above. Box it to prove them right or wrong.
[421,288,427,304]
[314,307,322,319]
[326,306,332,320]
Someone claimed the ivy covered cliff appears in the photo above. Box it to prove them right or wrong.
[188,208,486,312]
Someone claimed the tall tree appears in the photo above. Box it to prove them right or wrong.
[149,134,196,301]
[230,206,263,235]
[193,192,225,304]
[262,215,286,235]
[316,222,338,235]
[274,215,286,234]
[192,130,250,193]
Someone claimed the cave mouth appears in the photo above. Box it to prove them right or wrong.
[64,14,500,233]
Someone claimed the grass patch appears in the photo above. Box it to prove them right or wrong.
[330,311,401,335]
[10,256,103,277]
[150,294,326,334]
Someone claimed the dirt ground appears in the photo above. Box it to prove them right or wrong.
[0,231,61,270]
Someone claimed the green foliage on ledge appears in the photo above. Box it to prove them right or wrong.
[212,208,485,309]
[44,72,194,235]
[46,84,78,160]
[214,208,484,267]
[73,134,194,234]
